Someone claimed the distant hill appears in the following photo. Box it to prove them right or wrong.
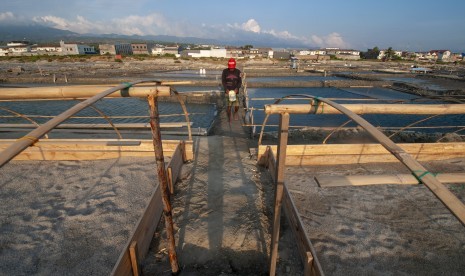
[0,24,78,43]
[0,24,307,48]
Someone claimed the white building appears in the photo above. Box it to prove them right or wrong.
[33,45,62,55]
[430,50,452,62]
[0,47,9,56]
[99,44,116,55]
[181,48,227,58]
[60,40,96,55]
[151,46,164,56]
[378,49,403,60]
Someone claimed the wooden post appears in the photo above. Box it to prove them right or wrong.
[147,94,180,274]
[269,112,290,276]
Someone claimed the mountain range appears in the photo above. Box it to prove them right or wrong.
[0,24,307,48]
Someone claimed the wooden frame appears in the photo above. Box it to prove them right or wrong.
[262,98,465,275]
[0,139,193,161]
[111,140,185,275]
[258,142,465,166]
[265,147,324,276]
[315,173,465,187]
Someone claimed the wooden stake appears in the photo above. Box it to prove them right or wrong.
[269,112,289,276]
[129,241,140,276]
[147,94,180,274]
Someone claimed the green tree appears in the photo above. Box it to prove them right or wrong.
[383,47,395,61]
[361,46,380,59]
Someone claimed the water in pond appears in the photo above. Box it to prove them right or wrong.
[246,87,465,134]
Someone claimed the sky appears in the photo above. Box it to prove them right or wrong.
[2,0,465,52]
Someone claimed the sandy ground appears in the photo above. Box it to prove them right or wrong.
[0,157,160,275]
[285,160,465,275]
[0,108,303,276]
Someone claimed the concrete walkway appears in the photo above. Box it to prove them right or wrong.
[143,108,274,275]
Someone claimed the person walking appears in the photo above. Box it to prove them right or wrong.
[222,58,242,122]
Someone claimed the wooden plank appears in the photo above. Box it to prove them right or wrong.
[0,139,188,161]
[283,183,323,276]
[258,143,465,165]
[259,143,465,157]
[166,144,183,194]
[316,173,465,187]
[264,103,465,115]
[270,112,290,276]
[111,183,163,276]
[0,122,192,129]
[303,252,314,276]
[129,241,140,276]
[267,146,277,183]
[183,140,194,161]
[265,146,324,275]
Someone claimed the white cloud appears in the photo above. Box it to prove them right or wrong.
[266,29,299,40]
[0,11,30,24]
[0,12,15,21]
[241,19,261,33]
[310,32,350,48]
[13,12,351,49]
[226,19,350,48]
[228,19,261,33]
[32,13,200,37]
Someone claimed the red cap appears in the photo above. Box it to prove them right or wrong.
[228,58,236,69]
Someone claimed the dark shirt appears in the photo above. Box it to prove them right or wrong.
[221,68,242,91]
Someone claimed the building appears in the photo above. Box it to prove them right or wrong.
[378,49,403,60]
[131,43,149,55]
[60,40,96,55]
[150,46,165,56]
[163,46,180,56]
[244,48,260,59]
[99,44,116,55]
[32,44,62,55]
[226,47,243,58]
[325,48,360,60]
[180,48,227,58]
[0,47,9,56]
[294,49,329,61]
[430,50,452,62]
[115,43,133,56]
[273,50,291,60]
[5,41,31,56]
[257,47,273,58]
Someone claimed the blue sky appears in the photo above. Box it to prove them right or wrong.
[2,0,465,52]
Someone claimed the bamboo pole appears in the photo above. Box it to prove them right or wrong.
[0,80,168,168]
[0,85,171,100]
[269,112,290,276]
[147,94,179,274]
[264,103,465,115]
[171,90,193,140]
